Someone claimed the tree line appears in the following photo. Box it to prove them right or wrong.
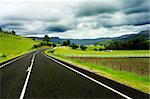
[106,37,149,50]
[60,40,87,50]
[0,27,16,35]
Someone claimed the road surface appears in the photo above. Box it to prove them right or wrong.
[0,49,149,99]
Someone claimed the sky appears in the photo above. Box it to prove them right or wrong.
[0,0,149,39]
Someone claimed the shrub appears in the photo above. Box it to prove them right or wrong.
[62,40,70,46]
[94,48,98,51]
[70,43,79,49]
[80,45,87,51]
[2,54,6,57]
[99,48,103,51]
[48,50,55,53]
[33,45,38,48]
[52,43,56,47]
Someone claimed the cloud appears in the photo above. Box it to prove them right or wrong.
[28,24,149,39]
[0,0,149,39]
[0,22,22,28]
[123,0,149,14]
[75,0,121,17]
[46,25,72,32]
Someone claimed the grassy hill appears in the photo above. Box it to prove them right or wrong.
[0,32,38,63]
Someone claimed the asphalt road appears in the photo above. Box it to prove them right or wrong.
[0,49,149,99]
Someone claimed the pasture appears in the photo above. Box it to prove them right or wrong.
[54,46,150,57]
[0,32,38,63]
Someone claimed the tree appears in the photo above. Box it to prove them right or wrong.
[70,43,79,49]
[12,30,16,35]
[106,37,149,50]
[62,40,70,46]
[52,43,56,47]
[94,48,98,51]
[67,40,70,46]
[0,27,2,32]
[43,35,50,42]
[62,41,68,46]
[80,45,87,51]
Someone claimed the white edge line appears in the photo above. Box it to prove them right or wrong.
[42,52,132,99]
[0,50,36,69]
[19,51,38,99]
[0,55,26,68]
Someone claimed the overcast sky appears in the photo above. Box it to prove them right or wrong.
[0,0,149,39]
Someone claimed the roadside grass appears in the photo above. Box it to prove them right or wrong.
[45,48,150,93]
[0,32,39,63]
[54,46,150,57]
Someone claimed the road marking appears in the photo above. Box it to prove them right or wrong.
[19,51,38,99]
[0,55,26,68]
[42,53,132,99]
[0,51,36,69]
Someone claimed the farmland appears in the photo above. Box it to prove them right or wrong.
[70,57,149,76]
[54,46,150,57]
[45,46,150,93]
[0,32,38,63]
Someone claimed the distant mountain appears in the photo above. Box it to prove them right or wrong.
[28,30,149,45]
[49,37,112,45]
[28,36,112,45]
[114,30,149,41]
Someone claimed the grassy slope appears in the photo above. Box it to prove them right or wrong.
[45,47,150,93]
[0,32,38,63]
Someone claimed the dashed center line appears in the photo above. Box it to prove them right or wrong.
[19,51,38,99]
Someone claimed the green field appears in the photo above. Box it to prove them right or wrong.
[0,32,38,63]
[45,47,150,93]
[54,46,150,57]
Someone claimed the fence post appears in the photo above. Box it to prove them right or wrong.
[141,68,144,76]
[129,65,131,72]
[120,65,121,71]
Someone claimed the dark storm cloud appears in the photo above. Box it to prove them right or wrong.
[4,16,60,22]
[46,25,72,32]
[75,1,120,17]
[0,22,22,27]
[0,22,24,30]
[124,7,149,14]
[126,12,150,26]
[123,0,149,14]
[75,0,149,17]
[75,0,149,28]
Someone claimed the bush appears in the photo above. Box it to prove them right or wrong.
[47,43,52,46]
[70,43,79,49]
[33,45,39,48]
[62,40,70,46]
[2,54,6,57]
[48,50,55,53]
[94,48,98,51]
[99,48,103,51]
[80,45,87,51]
[52,43,56,47]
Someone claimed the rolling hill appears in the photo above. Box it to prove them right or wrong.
[0,32,38,63]
[113,30,149,41]
[29,30,149,45]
